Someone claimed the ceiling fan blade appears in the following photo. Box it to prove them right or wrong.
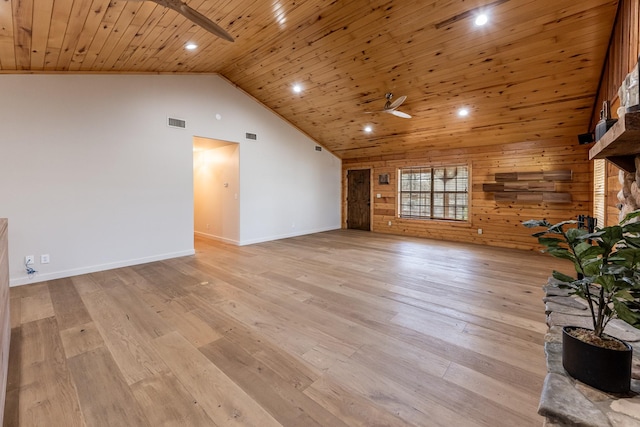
[150,0,234,42]
[389,110,412,119]
[388,95,407,110]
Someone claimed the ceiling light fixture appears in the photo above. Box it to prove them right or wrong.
[185,43,198,50]
[474,14,488,26]
[364,126,373,133]
[458,108,470,117]
[292,84,302,94]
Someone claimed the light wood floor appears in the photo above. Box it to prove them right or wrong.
[3,230,566,426]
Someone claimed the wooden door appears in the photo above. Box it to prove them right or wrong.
[347,169,371,230]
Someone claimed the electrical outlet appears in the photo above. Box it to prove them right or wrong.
[41,254,50,264]
[25,255,34,265]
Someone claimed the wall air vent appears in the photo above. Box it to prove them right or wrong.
[167,117,186,129]
[315,146,322,151]
[245,132,257,140]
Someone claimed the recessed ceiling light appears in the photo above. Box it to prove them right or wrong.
[458,108,470,117]
[185,43,198,50]
[292,84,302,94]
[364,126,373,133]
[475,14,488,26]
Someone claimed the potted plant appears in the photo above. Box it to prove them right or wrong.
[523,210,640,393]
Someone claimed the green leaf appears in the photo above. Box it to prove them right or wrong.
[565,227,588,244]
[552,271,575,283]
[577,244,605,260]
[523,219,550,228]
[621,209,640,225]
[622,222,640,234]
[613,301,640,329]
[579,230,607,240]
[595,274,616,291]
[624,236,640,248]
[614,248,640,267]
[615,289,634,301]
[537,237,564,248]
[582,258,602,276]
[545,247,575,261]
[599,226,623,251]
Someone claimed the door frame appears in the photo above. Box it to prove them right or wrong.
[342,167,373,230]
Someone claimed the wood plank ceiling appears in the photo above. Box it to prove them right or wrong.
[0,0,619,159]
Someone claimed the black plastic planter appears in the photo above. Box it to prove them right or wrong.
[562,326,632,394]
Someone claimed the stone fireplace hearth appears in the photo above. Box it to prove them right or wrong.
[617,157,640,221]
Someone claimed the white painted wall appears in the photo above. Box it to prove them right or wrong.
[194,142,240,244]
[0,74,341,286]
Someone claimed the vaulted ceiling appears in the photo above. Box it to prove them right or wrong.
[0,0,618,159]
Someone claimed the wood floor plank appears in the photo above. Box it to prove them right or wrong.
[151,331,282,427]
[442,362,540,420]
[6,230,560,426]
[67,347,150,426]
[390,309,545,375]
[59,322,105,359]
[200,337,349,427]
[2,329,21,426]
[18,284,54,324]
[70,274,101,296]
[101,283,172,339]
[16,318,85,427]
[47,278,92,330]
[130,372,218,427]
[321,357,474,427]
[303,375,415,427]
[78,290,170,385]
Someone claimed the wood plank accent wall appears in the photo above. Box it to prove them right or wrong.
[590,0,640,225]
[342,140,591,251]
[0,219,9,426]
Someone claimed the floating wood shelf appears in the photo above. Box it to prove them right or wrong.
[483,182,555,192]
[483,170,572,203]
[493,192,572,203]
[589,111,640,173]
[494,171,572,182]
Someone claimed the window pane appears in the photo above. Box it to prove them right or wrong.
[398,165,468,221]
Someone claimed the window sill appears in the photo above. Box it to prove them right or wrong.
[397,217,472,227]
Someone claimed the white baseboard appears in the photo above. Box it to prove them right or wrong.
[9,249,196,287]
[193,231,240,246]
[238,225,340,246]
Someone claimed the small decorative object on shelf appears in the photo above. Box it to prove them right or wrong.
[595,100,618,142]
[622,55,639,114]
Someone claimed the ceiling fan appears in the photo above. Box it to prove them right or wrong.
[147,0,234,42]
[371,93,412,119]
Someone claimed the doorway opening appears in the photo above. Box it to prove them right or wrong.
[193,136,240,244]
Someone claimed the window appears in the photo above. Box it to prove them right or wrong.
[593,159,606,227]
[398,165,469,221]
